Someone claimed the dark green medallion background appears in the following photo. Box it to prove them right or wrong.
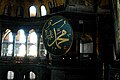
[42,16,73,56]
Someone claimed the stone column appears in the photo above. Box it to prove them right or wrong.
[36,30,40,57]
[25,31,29,57]
[117,0,120,57]
[12,32,17,57]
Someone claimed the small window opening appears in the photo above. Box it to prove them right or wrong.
[7,71,14,80]
[41,5,47,16]
[80,34,93,53]
[29,6,37,17]
[29,71,36,80]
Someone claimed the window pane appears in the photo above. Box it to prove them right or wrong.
[28,45,37,57]
[17,44,26,57]
[7,44,13,56]
[19,29,26,43]
[41,5,47,16]
[29,32,37,43]
[8,32,13,42]
[80,42,93,53]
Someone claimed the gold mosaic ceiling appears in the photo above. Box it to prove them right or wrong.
[0,0,110,17]
[0,0,65,17]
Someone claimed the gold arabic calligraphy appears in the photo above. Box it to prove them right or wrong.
[45,19,70,49]
[47,28,69,49]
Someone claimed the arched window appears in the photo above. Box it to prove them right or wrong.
[28,30,37,57]
[15,29,26,57]
[48,1,53,9]
[4,4,11,16]
[80,34,93,53]
[29,71,36,80]
[29,6,37,17]
[16,6,24,17]
[2,29,13,56]
[40,5,47,16]
[7,71,14,80]
[48,1,53,13]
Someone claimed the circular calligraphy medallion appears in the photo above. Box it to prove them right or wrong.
[42,15,73,56]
